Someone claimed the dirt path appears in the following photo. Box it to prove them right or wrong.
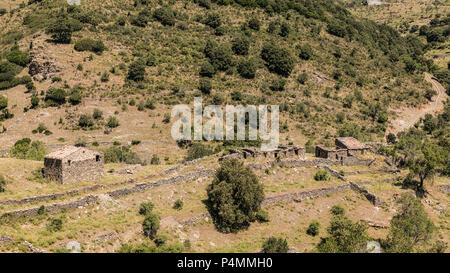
[387,72,447,135]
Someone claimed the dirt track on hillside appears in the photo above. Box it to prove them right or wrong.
[387,72,448,135]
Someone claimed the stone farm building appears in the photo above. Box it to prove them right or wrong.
[44,146,104,184]
[315,137,369,160]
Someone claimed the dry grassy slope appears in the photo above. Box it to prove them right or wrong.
[343,0,450,69]
[0,0,437,155]
[0,156,448,253]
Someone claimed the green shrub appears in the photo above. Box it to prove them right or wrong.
[317,215,369,253]
[127,60,146,82]
[153,7,176,26]
[142,213,160,239]
[297,72,308,84]
[173,199,183,210]
[256,209,270,223]
[46,14,74,43]
[150,154,160,165]
[307,220,320,236]
[314,169,330,181]
[203,12,221,28]
[199,78,212,94]
[330,205,345,216]
[262,237,288,253]
[103,145,142,164]
[29,96,39,108]
[205,41,233,71]
[0,95,7,110]
[10,138,47,161]
[139,202,154,216]
[261,43,294,77]
[47,218,63,232]
[185,143,213,161]
[106,116,119,128]
[237,58,256,79]
[6,47,31,66]
[199,62,215,78]
[154,235,167,247]
[269,78,286,91]
[45,87,66,105]
[93,108,103,119]
[297,44,313,60]
[78,114,94,128]
[232,36,250,55]
[0,174,6,193]
[69,91,82,105]
[206,159,264,233]
[247,16,260,31]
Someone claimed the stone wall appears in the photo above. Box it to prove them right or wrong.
[180,182,375,227]
[107,168,215,198]
[220,146,305,161]
[322,165,384,206]
[1,195,100,218]
[61,157,104,184]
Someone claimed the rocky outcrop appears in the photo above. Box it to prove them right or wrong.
[23,241,47,253]
[0,235,13,244]
[440,185,450,194]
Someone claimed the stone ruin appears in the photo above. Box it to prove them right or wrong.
[315,137,370,160]
[220,145,305,161]
[44,146,104,184]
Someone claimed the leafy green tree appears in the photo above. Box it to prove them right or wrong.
[153,7,176,26]
[142,213,160,239]
[232,36,250,55]
[383,194,437,253]
[199,62,215,78]
[237,58,256,79]
[205,42,233,71]
[262,237,289,253]
[317,216,369,253]
[408,141,444,190]
[206,159,264,233]
[199,78,212,94]
[46,13,73,43]
[139,202,154,216]
[10,138,47,161]
[127,60,146,82]
[261,43,294,77]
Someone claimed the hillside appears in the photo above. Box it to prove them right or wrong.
[0,0,448,254]
[0,0,440,154]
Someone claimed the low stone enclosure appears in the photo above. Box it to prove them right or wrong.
[220,145,305,161]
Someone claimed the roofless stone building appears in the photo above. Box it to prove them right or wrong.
[44,146,104,184]
[315,137,369,160]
